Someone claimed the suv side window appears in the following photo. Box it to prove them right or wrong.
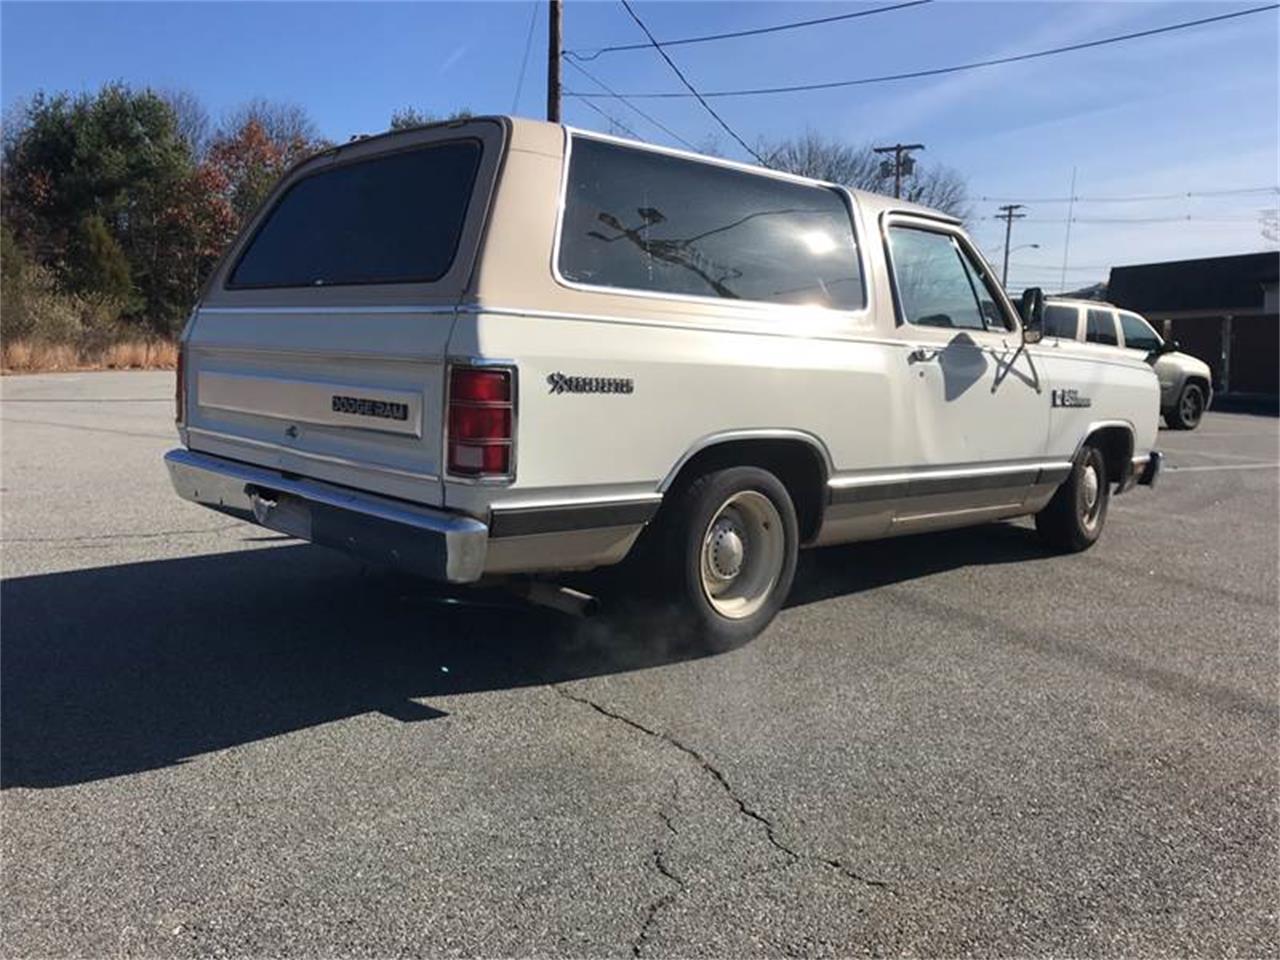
[1118,311,1162,351]
[1086,309,1119,346]
[558,136,863,310]
[887,226,1009,332]
[1043,304,1080,339]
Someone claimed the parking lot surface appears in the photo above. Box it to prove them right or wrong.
[2,371,1277,957]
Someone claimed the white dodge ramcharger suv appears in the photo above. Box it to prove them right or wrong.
[166,116,1162,647]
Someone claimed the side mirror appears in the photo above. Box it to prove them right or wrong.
[1019,287,1045,344]
[1146,339,1179,364]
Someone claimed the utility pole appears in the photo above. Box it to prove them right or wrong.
[873,143,924,198]
[547,0,562,123]
[996,203,1026,288]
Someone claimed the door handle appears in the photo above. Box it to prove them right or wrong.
[908,347,934,364]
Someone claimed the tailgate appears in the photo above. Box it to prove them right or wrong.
[180,119,509,507]
[184,306,455,505]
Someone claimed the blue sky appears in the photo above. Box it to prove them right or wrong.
[2,0,1277,291]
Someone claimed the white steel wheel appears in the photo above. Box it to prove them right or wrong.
[699,490,785,620]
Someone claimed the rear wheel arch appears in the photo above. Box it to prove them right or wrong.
[658,434,830,544]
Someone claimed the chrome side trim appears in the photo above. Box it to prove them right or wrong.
[198,304,460,315]
[192,342,447,365]
[186,426,440,483]
[164,448,487,582]
[463,302,890,342]
[659,429,836,492]
[828,459,1072,490]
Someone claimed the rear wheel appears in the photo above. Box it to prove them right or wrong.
[1165,382,1205,430]
[654,466,799,651]
[1035,443,1109,552]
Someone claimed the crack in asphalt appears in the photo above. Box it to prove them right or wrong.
[551,684,895,914]
[633,834,684,957]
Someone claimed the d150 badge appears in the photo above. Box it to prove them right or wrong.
[547,372,634,395]
[1051,388,1092,408]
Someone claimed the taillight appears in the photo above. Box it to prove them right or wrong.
[175,343,186,424]
[447,365,514,479]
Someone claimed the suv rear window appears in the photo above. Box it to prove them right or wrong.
[1043,304,1079,339]
[228,140,482,289]
[1086,309,1119,345]
[558,136,863,310]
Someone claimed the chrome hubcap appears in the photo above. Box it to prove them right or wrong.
[1082,464,1099,510]
[706,518,745,581]
[1079,461,1103,529]
[700,491,784,620]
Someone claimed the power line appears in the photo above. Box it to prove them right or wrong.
[566,0,932,60]
[1009,261,1116,271]
[979,185,1280,204]
[617,0,764,163]
[561,55,699,150]
[568,95,644,140]
[568,3,1279,99]
[511,1,540,113]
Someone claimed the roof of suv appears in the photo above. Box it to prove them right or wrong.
[356,115,961,226]
[1047,296,1124,310]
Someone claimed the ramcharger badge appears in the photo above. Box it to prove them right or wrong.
[1051,388,1093,408]
[547,372,634,395]
[331,395,410,421]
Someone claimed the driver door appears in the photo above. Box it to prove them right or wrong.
[883,216,1051,524]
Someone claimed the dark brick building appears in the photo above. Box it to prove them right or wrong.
[1108,252,1279,401]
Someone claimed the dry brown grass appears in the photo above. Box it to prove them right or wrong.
[1,339,178,373]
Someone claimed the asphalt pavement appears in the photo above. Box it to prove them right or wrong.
[2,371,1277,957]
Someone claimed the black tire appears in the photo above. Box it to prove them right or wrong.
[1164,382,1205,430]
[1035,443,1110,552]
[648,466,800,652]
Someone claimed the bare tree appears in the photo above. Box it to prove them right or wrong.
[389,107,472,131]
[162,89,211,159]
[760,131,970,220]
[219,98,322,155]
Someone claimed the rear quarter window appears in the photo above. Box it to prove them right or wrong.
[558,137,864,310]
[228,140,482,289]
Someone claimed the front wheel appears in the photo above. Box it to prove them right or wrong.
[656,466,799,651]
[1035,443,1110,552]
[1165,382,1206,430]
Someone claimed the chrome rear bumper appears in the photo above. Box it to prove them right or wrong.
[164,449,488,582]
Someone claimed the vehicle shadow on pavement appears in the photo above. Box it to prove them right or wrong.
[0,544,703,789]
[1,522,1049,789]
[787,520,1049,607]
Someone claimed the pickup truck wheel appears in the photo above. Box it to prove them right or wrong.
[662,466,799,651]
[1035,444,1109,552]
[1165,382,1205,430]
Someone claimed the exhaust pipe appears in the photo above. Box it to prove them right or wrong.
[512,581,600,618]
